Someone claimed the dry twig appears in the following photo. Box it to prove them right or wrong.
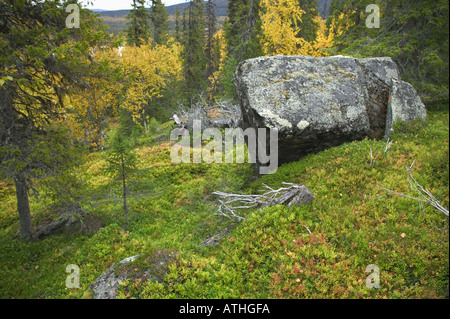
[384,138,393,153]
[379,161,449,217]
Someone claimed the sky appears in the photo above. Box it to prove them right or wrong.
[89,0,190,11]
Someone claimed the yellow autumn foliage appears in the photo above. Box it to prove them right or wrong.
[261,0,354,57]
[120,39,182,126]
[65,38,183,146]
[261,0,305,56]
[310,16,333,56]
[64,47,122,150]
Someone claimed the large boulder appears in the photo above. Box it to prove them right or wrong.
[233,55,426,170]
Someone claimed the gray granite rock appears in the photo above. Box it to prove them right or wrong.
[88,255,141,299]
[233,55,426,170]
[87,250,177,299]
[385,78,427,137]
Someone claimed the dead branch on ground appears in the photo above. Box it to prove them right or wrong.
[379,160,449,217]
[212,183,315,221]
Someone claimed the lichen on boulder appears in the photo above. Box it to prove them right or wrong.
[233,55,426,171]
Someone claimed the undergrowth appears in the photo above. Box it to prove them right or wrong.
[0,112,448,299]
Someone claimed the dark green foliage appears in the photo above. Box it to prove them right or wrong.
[205,0,218,90]
[0,0,107,239]
[150,0,170,45]
[296,0,320,42]
[217,56,240,101]
[181,7,189,46]
[182,0,207,105]
[118,108,138,138]
[219,0,264,101]
[224,0,264,62]
[125,0,151,46]
[327,0,449,105]
[1,123,87,210]
[174,5,182,43]
[104,133,138,181]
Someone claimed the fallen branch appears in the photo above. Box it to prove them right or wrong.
[378,161,449,217]
[176,94,241,131]
[212,183,315,221]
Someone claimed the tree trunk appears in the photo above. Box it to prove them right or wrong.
[1,86,33,240]
[142,108,148,134]
[13,171,33,240]
[121,155,128,225]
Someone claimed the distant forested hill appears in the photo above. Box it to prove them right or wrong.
[97,0,333,34]
[98,0,229,34]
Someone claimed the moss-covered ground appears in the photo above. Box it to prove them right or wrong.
[0,110,448,299]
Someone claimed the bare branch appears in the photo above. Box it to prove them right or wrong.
[385,138,393,153]
[378,162,449,217]
[213,183,315,221]
[303,225,312,234]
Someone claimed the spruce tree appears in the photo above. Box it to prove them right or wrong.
[183,0,207,105]
[220,0,264,100]
[181,7,188,42]
[104,131,137,227]
[175,5,182,43]
[0,0,107,239]
[205,0,218,92]
[150,0,170,46]
[125,0,151,47]
[224,0,264,62]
